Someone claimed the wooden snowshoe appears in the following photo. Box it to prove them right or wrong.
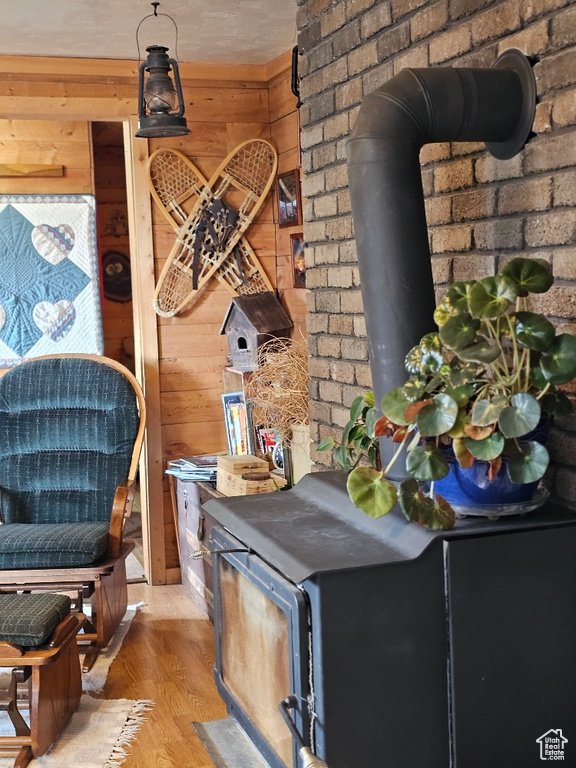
[148,140,277,317]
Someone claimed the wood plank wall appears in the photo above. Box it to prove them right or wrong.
[150,69,301,573]
[92,122,135,367]
[0,54,302,580]
[0,119,93,195]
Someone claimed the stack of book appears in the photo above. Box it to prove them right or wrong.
[165,455,219,482]
[222,391,249,455]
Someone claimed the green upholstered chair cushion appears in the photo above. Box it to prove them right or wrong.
[0,357,139,526]
[0,522,110,569]
[0,593,71,648]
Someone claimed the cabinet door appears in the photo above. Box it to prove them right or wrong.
[445,526,576,768]
[176,480,218,616]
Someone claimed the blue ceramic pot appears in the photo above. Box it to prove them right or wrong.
[432,418,549,507]
[434,456,540,505]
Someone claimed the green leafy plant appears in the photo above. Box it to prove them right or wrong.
[320,258,576,530]
[317,391,380,473]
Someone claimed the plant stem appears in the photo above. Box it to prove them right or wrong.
[536,382,551,400]
[382,427,414,475]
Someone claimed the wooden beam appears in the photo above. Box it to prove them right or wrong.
[0,54,282,84]
[0,96,134,120]
[123,117,166,586]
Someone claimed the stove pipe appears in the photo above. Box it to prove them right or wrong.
[346,49,536,475]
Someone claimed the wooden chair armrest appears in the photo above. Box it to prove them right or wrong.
[108,481,136,559]
[0,641,23,658]
[48,614,84,648]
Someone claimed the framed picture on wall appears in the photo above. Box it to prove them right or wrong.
[276,169,302,228]
[290,233,306,288]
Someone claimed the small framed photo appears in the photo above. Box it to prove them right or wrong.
[276,169,302,228]
[290,233,306,288]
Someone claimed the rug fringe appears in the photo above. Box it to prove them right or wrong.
[104,699,155,768]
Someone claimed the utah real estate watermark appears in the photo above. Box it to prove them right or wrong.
[536,730,568,761]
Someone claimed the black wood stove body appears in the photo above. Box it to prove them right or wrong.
[205,472,576,768]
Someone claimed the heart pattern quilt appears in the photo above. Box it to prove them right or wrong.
[0,195,103,366]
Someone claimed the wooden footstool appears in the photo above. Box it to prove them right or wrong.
[0,593,82,768]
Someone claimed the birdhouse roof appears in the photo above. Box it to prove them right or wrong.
[220,292,293,335]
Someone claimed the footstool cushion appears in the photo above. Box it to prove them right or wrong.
[0,593,71,648]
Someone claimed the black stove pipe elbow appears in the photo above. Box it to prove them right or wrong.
[346,50,536,476]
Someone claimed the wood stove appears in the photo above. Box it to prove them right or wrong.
[206,472,576,768]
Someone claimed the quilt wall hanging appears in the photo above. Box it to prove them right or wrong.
[0,194,104,366]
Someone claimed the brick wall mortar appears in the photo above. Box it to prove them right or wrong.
[298,0,576,498]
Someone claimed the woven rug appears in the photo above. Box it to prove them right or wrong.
[0,604,153,766]
[0,697,154,767]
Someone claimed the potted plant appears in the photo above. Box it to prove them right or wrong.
[319,258,576,530]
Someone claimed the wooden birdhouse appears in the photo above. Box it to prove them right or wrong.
[220,292,293,371]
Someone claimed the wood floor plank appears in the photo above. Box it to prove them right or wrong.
[100,583,227,767]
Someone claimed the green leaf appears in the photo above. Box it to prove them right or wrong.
[449,362,479,387]
[446,281,473,312]
[530,365,548,389]
[434,299,456,327]
[427,495,456,530]
[416,393,459,436]
[342,420,355,446]
[405,346,423,374]
[316,436,335,451]
[363,391,375,408]
[515,312,556,352]
[347,467,397,518]
[447,408,469,438]
[501,257,553,297]
[444,384,475,408]
[468,275,517,318]
[439,313,480,350]
[349,395,366,423]
[540,334,576,385]
[507,441,549,483]
[420,332,442,352]
[381,387,412,426]
[420,349,444,373]
[457,340,502,364]
[464,432,505,461]
[334,443,351,471]
[406,444,450,481]
[471,396,508,426]
[399,480,455,530]
[498,393,541,438]
[347,423,363,444]
[542,391,573,418]
[403,375,427,402]
[365,407,378,439]
[398,478,424,521]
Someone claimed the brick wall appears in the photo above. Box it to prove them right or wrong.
[297,0,576,501]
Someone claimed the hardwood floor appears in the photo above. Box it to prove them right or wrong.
[98,582,226,767]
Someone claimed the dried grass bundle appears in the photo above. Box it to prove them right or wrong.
[245,337,310,443]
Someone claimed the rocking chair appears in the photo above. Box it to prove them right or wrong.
[0,355,146,672]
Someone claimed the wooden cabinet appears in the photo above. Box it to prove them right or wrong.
[176,479,222,619]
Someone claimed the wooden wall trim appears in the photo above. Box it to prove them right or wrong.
[265,50,293,82]
[124,117,167,585]
[0,54,277,83]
